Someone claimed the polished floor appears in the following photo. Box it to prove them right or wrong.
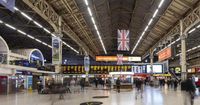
[0,86,200,105]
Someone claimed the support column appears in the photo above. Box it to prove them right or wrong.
[150,50,154,73]
[84,55,90,82]
[150,49,154,80]
[52,16,63,84]
[180,20,187,80]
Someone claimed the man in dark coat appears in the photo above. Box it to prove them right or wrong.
[116,78,121,93]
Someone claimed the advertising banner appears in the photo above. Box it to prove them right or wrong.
[158,47,172,62]
[52,37,62,65]
[0,0,15,12]
[96,56,141,62]
[84,56,90,72]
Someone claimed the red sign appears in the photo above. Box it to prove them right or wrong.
[158,47,172,61]
[195,68,200,73]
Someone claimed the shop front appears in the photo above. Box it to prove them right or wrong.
[15,70,33,91]
[109,72,134,89]
[0,76,7,94]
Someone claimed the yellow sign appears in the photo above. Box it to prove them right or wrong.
[153,74,171,77]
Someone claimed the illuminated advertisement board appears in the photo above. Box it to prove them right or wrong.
[96,56,141,62]
[158,47,171,62]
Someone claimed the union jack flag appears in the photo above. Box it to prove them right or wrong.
[118,30,130,51]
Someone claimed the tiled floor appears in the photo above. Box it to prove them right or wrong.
[0,86,200,105]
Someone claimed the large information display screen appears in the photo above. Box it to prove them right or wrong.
[146,65,163,73]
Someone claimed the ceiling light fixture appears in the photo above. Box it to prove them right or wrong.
[84,0,107,54]
[0,20,3,23]
[87,7,92,16]
[84,0,88,6]
[33,21,43,28]
[35,39,42,43]
[27,34,35,39]
[17,30,26,35]
[14,7,79,54]
[188,28,196,34]
[131,0,165,54]
[20,12,32,21]
[197,25,200,28]
[5,23,16,30]
[0,19,52,48]
[177,45,200,57]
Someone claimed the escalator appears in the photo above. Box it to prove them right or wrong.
[168,68,180,81]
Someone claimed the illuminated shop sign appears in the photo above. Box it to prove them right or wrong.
[96,56,141,62]
[158,47,171,61]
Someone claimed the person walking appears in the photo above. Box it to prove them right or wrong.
[167,79,171,89]
[135,78,143,99]
[174,80,178,91]
[94,78,98,88]
[116,78,121,93]
[107,79,112,90]
[80,78,85,91]
[182,77,196,105]
[70,78,76,93]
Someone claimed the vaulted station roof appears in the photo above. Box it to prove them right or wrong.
[0,0,200,61]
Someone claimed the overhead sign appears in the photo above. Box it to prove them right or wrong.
[52,37,62,65]
[96,56,141,62]
[0,0,15,12]
[158,47,171,62]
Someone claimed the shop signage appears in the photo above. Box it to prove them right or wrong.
[158,47,171,62]
[0,0,15,12]
[187,68,195,73]
[175,67,181,73]
[96,56,141,62]
[153,74,171,77]
[195,68,200,73]
[52,37,62,65]
[32,72,43,76]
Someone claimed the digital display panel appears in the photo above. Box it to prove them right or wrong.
[146,65,163,73]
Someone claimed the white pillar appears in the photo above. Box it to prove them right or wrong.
[150,49,154,80]
[180,20,187,80]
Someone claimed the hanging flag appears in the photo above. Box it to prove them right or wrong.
[118,29,130,51]
[117,54,123,65]
[0,0,15,12]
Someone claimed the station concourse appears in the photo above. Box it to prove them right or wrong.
[1,0,200,105]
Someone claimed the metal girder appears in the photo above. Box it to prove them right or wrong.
[152,23,180,50]
[168,8,182,18]
[176,0,192,9]
[143,0,200,58]
[142,23,180,59]
[183,4,200,33]
[60,0,99,54]
[22,0,95,58]
[160,17,174,25]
